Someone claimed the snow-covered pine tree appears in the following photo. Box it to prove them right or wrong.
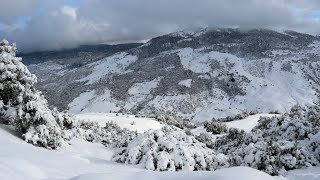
[0,40,70,149]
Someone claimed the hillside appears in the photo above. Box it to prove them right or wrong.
[0,113,318,180]
[1,38,320,178]
[0,115,316,180]
[24,28,320,122]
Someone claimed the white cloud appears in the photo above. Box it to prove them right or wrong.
[61,6,77,20]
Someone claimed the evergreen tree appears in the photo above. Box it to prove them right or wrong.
[0,40,70,149]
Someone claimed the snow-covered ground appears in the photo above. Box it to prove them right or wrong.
[0,113,318,180]
[0,124,280,180]
[74,113,163,133]
[177,48,317,122]
[178,79,192,88]
[284,167,320,180]
[79,52,138,85]
[224,114,280,132]
[0,124,131,180]
[192,114,280,135]
[71,167,277,180]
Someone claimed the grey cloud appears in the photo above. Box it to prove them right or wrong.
[1,0,320,52]
[0,0,43,23]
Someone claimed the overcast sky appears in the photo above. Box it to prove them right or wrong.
[1,0,320,52]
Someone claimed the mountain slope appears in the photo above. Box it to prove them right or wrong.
[25,28,320,121]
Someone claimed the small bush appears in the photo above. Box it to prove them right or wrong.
[204,121,228,134]
[113,125,228,171]
[196,132,215,149]
[64,120,137,148]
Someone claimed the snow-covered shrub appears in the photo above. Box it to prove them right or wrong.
[214,128,246,154]
[269,110,281,114]
[104,122,137,148]
[156,113,197,129]
[0,40,72,149]
[214,105,320,175]
[212,110,259,123]
[64,120,137,148]
[195,132,216,149]
[156,114,183,127]
[182,120,197,129]
[113,125,228,171]
[204,121,228,134]
[228,137,317,175]
[308,131,320,161]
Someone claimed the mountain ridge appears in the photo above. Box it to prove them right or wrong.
[22,28,320,121]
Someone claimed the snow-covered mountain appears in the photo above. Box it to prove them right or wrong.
[2,38,320,178]
[23,28,320,122]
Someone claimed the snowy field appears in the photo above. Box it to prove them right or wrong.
[0,113,319,180]
[192,114,280,135]
[74,113,163,133]
[224,114,280,132]
[0,124,278,180]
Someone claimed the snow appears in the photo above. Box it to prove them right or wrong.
[224,114,280,132]
[178,38,192,43]
[238,59,316,112]
[191,126,207,135]
[124,77,162,110]
[3,33,320,180]
[271,50,291,56]
[178,48,212,73]
[78,89,120,113]
[273,29,298,38]
[179,48,317,122]
[170,28,209,39]
[128,78,161,95]
[191,114,280,136]
[307,41,320,56]
[68,91,96,113]
[71,167,276,180]
[0,124,138,180]
[178,79,192,88]
[67,46,317,122]
[0,123,274,180]
[284,167,320,180]
[191,114,280,143]
[146,93,207,119]
[68,89,121,114]
[28,62,66,77]
[68,78,162,114]
[79,52,138,84]
[74,113,163,133]
[0,118,316,180]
